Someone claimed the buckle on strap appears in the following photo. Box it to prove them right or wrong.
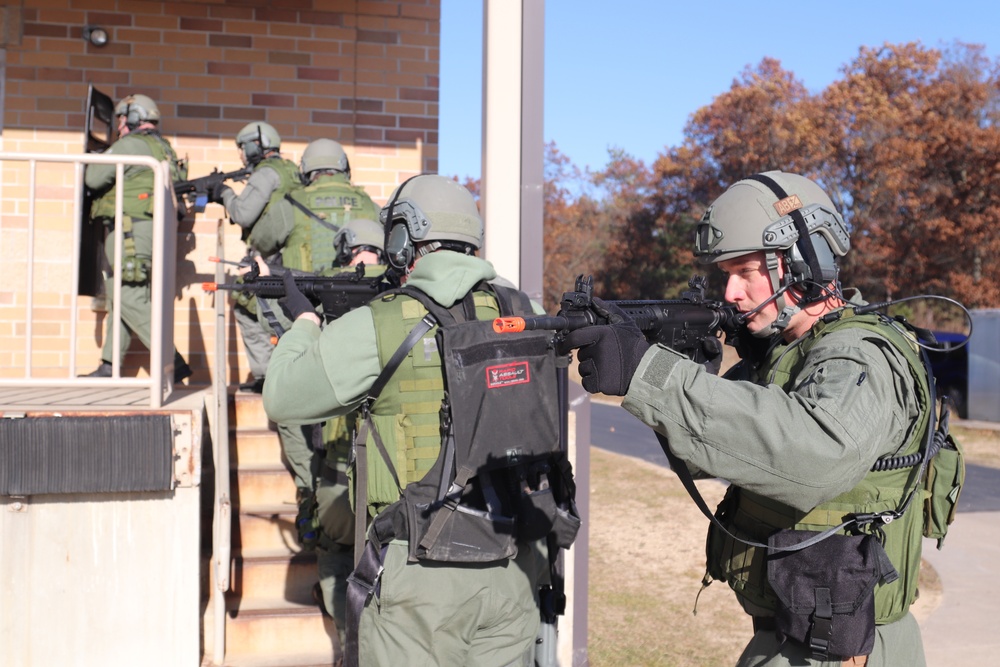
[809,587,833,658]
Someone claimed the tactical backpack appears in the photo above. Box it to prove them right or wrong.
[353,283,580,564]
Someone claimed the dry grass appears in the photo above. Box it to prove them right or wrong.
[951,425,1000,468]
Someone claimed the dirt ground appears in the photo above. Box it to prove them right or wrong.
[585,419,997,666]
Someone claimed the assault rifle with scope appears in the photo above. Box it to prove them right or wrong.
[494,275,752,365]
[203,262,391,322]
[175,166,253,213]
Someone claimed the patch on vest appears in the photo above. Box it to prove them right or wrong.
[486,361,530,388]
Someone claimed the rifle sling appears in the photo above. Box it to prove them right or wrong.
[284,193,341,233]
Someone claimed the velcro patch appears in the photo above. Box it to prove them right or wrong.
[773,194,803,217]
[486,361,530,388]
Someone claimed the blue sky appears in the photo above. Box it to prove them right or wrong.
[439,0,1000,181]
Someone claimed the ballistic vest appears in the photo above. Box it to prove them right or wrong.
[245,156,299,256]
[283,174,379,273]
[707,309,932,625]
[91,131,185,222]
[359,287,503,518]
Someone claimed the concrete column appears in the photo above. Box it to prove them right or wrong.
[481,0,545,303]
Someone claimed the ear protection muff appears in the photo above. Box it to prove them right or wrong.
[745,173,839,301]
[382,174,424,271]
[125,105,142,129]
[240,126,267,162]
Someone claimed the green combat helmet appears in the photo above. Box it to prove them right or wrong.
[115,94,160,130]
[694,170,850,335]
[334,218,385,265]
[236,121,281,165]
[300,138,350,179]
[380,175,483,271]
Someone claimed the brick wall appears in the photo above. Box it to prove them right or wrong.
[0,0,440,385]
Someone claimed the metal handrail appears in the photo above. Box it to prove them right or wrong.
[0,151,176,407]
[211,220,232,664]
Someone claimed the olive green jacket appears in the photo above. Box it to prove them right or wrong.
[621,298,923,513]
[263,251,501,425]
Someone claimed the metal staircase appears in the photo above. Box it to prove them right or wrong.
[202,390,341,667]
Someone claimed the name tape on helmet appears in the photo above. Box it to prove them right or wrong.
[773,194,803,217]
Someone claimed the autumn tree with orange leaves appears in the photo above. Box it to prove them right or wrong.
[575,42,1000,309]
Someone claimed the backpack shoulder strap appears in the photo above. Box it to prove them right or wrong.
[488,281,535,317]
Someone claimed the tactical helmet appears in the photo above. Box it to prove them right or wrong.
[115,94,160,129]
[236,121,281,163]
[301,138,350,177]
[380,175,483,271]
[695,171,849,282]
[334,218,385,265]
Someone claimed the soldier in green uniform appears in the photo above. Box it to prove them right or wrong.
[83,93,192,382]
[262,176,549,667]
[252,218,387,659]
[239,138,378,561]
[561,172,931,666]
[282,138,379,274]
[210,121,299,393]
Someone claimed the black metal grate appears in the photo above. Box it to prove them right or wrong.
[0,415,174,495]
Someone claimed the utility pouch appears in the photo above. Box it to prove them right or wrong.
[767,530,889,660]
[517,459,581,547]
[405,469,518,563]
[923,431,965,548]
[120,256,151,284]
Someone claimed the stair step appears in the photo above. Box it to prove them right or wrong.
[204,598,341,661]
[234,503,302,553]
[230,549,318,603]
[230,391,273,431]
[202,653,338,667]
[231,428,283,467]
[234,465,299,507]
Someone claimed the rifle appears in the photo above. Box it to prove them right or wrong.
[494,275,749,365]
[174,166,253,213]
[203,263,391,321]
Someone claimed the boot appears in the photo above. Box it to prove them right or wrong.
[174,352,193,383]
[238,377,265,393]
[81,361,112,378]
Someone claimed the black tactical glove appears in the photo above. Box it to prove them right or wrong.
[700,335,724,376]
[209,181,230,205]
[278,271,314,321]
[559,298,649,396]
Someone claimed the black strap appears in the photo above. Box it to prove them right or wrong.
[256,296,287,338]
[746,173,824,300]
[284,193,341,233]
[658,434,853,552]
[352,311,436,564]
[367,312,436,400]
[809,587,833,657]
[345,540,387,667]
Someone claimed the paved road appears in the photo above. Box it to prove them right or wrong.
[590,400,1000,665]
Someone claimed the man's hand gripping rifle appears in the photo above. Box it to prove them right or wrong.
[174,167,252,213]
[493,275,741,367]
[203,262,390,322]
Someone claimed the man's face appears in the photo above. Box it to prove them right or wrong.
[116,115,130,136]
[719,251,778,336]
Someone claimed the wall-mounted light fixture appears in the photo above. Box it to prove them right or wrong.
[83,26,108,48]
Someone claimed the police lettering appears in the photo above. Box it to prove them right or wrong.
[313,195,361,208]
